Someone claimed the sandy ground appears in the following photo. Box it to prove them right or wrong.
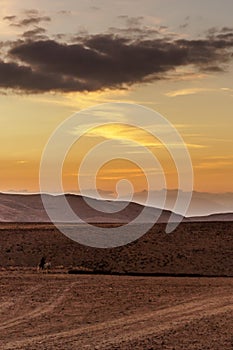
[0,222,232,276]
[0,222,232,348]
[0,270,232,350]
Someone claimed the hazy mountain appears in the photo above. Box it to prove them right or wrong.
[0,193,232,223]
[188,212,233,222]
[0,193,182,223]
[121,189,233,216]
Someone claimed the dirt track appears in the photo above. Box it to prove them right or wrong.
[0,271,232,349]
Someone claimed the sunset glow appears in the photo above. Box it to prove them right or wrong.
[0,0,233,194]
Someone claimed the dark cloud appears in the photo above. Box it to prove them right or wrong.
[221,27,233,33]
[21,27,47,40]
[12,16,51,27]
[3,15,17,21]
[206,26,233,37]
[110,17,169,40]
[1,26,233,94]
[206,27,217,36]
[216,32,233,41]
[179,16,190,30]
[3,11,51,27]
[0,60,93,93]
[108,26,160,40]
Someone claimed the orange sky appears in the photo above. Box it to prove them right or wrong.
[0,1,233,194]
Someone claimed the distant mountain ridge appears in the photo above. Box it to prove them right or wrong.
[0,193,180,223]
[73,189,233,216]
[120,189,233,217]
[187,212,233,222]
[0,193,232,223]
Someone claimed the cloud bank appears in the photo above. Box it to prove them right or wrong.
[1,18,233,94]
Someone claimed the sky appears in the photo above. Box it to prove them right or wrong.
[0,0,233,195]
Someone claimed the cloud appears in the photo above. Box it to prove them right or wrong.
[71,124,206,151]
[118,15,144,27]
[110,16,164,39]
[179,16,190,30]
[194,155,233,170]
[16,160,29,164]
[13,16,51,27]
[0,60,91,93]
[207,26,233,36]
[23,9,40,16]
[21,27,47,40]
[194,160,233,170]
[107,25,160,40]
[165,88,213,97]
[3,11,51,27]
[57,10,72,15]
[221,87,233,91]
[0,25,233,94]
[221,27,233,33]
[3,15,17,21]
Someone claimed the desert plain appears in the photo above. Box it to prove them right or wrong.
[0,221,232,349]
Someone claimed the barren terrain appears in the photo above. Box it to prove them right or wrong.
[0,271,232,350]
[0,222,232,276]
[0,221,232,349]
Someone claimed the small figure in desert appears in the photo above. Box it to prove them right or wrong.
[39,256,46,269]
[37,256,51,272]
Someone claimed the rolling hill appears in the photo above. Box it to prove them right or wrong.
[0,193,232,223]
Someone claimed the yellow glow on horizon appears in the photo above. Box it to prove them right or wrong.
[0,72,233,193]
